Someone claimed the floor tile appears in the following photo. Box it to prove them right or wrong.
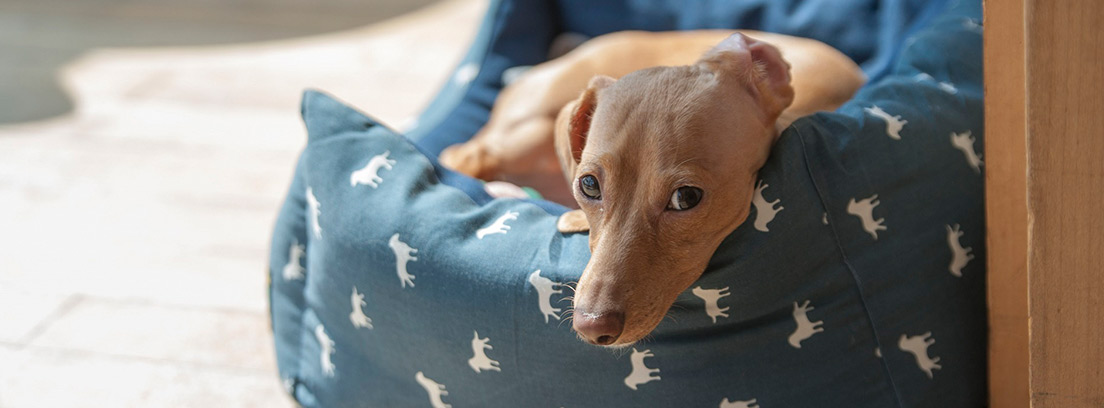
[0,289,74,344]
[0,347,295,408]
[29,298,277,371]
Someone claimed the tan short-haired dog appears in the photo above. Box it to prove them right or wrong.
[442,30,864,346]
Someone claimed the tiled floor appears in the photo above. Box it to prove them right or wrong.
[0,0,483,406]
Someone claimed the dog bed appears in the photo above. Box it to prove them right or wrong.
[268,0,986,406]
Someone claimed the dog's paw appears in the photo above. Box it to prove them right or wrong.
[556,210,590,233]
[439,143,497,180]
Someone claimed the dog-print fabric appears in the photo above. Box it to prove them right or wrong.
[268,1,985,406]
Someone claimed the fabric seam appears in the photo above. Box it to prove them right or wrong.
[792,123,906,408]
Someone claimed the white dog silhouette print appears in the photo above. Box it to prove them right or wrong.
[349,286,373,329]
[864,105,908,140]
[415,371,451,408]
[350,151,396,188]
[752,180,784,232]
[528,270,563,323]
[720,398,759,408]
[624,348,661,390]
[788,300,825,349]
[315,324,335,377]
[307,187,322,239]
[899,332,942,378]
[938,81,958,94]
[467,331,501,373]
[388,233,418,288]
[847,195,887,240]
[477,211,519,239]
[946,224,975,277]
[950,131,983,173]
[283,240,305,281]
[454,62,480,85]
[962,17,983,33]
[914,73,958,94]
[692,286,731,323]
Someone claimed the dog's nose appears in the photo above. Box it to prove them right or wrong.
[573,310,625,346]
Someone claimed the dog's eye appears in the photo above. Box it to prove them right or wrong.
[667,186,702,211]
[579,175,601,199]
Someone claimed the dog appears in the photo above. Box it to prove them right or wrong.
[442,30,864,346]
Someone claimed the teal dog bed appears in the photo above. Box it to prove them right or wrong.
[269,0,985,406]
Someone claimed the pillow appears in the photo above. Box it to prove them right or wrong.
[269,1,985,407]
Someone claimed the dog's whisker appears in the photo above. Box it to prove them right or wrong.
[559,281,578,294]
[558,310,576,325]
[612,345,634,358]
[661,308,682,323]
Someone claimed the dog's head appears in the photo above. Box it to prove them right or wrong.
[554,33,794,346]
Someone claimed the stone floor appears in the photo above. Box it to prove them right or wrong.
[0,0,483,406]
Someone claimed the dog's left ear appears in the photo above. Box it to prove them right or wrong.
[555,75,615,182]
[699,33,795,123]
[557,209,590,233]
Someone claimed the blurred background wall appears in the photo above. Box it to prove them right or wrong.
[0,0,440,123]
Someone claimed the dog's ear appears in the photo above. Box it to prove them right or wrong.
[699,33,794,122]
[556,209,590,233]
[556,75,615,179]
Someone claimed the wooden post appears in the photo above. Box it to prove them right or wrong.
[984,0,1029,405]
[986,0,1104,406]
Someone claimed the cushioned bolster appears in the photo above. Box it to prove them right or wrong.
[268,1,987,406]
[792,1,986,405]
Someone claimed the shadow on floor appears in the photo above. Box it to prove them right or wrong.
[0,0,441,124]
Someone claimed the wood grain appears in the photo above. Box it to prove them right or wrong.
[983,0,1030,406]
[1025,0,1104,406]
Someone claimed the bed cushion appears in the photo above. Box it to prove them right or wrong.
[406,0,951,156]
[269,0,985,407]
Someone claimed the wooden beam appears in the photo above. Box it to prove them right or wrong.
[988,0,1104,406]
[984,0,1030,405]
[1024,0,1104,406]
